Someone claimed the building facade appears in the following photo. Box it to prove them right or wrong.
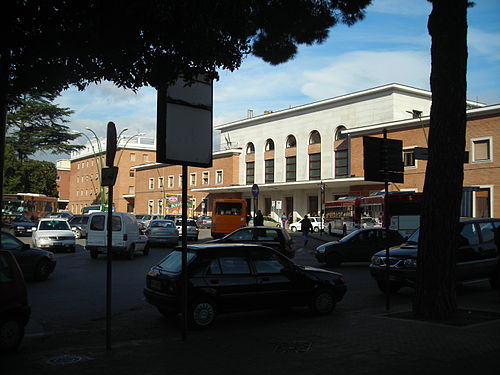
[56,159,71,210]
[201,83,490,222]
[68,135,156,214]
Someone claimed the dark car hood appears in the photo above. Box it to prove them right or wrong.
[298,265,343,278]
[20,246,53,257]
[373,244,418,258]
[12,221,36,228]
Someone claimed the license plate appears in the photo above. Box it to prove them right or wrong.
[150,280,162,291]
[53,242,61,246]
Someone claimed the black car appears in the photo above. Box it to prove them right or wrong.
[209,226,295,258]
[68,214,89,239]
[369,218,500,293]
[315,227,405,266]
[1,231,56,281]
[144,244,347,328]
[0,250,30,351]
[1,215,36,237]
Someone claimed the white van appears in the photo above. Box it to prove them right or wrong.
[85,212,147,260]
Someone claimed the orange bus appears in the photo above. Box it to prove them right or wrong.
[2,193,58,221]
[211,199,247,238]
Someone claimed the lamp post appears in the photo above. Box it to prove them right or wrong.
[85,127,107,211]
[116,132,145,167]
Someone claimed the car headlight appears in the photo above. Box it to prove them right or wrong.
[371,255,382,265]
[403,258,417,268]
[316,245,326,253]
[17,226,24,230]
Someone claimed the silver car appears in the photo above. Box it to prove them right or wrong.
[175,219,199,241]
[145,220,179,248]
[32,218,76,252]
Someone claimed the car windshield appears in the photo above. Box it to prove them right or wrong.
[156,250,196,273]
[406,228,419,244]
[39,220,71,231]
[1,232,23,249]
[175,219,196,227]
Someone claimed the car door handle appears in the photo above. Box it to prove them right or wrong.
[209,279,219,284]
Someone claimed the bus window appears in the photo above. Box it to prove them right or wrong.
[211,199,247,238]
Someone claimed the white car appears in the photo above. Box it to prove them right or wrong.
[32,218,76,252]
[289,217,324,232]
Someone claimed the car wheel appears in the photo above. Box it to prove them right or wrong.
[313,226,319,233]
[34,258,51,281]
[291,226,297,232]
[189,299,216,329]
[127,245,135,260]
[0,318,24,351]
[310,289,336,315]
[74,229,82,239]
[377,280,401,294]
[90,250,98,259]
[325,252,342,267]
[143,244,150,256]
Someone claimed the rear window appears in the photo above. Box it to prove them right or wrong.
[151,221,175,228]
[157,251,196,273]
[175,219,197,227]
[89,215,122,231]
[215,202,243,215]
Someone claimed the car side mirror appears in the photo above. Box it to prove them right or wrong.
[32,227,37,231]
[22,243,30,250]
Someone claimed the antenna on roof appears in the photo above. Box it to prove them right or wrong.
[224,133,232,149]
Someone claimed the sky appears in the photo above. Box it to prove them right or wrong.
[46,0,500,162]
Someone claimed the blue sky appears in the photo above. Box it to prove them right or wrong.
[49,0,500,161]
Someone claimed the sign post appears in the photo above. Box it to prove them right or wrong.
[252,184,259,225]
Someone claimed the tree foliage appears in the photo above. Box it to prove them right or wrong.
[3,145,58,196]
[6,93,83,160]
[4,0,372,97]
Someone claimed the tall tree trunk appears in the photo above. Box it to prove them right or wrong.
[414,0,468,320]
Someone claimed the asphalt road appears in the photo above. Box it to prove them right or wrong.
[15,229,416,339]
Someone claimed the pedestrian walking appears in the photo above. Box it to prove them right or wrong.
[281,213,288,229]
[254,210,264,226]
[301,215,313,247]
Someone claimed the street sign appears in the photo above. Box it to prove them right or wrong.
[106,122,117,167]
[363,136,404,183]
[276,200,282,210]
[413,147,428,160]
[252,184,259,198]
[101,167,119,186]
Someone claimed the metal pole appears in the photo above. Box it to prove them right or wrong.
[106,185,113,350]
[383,128,391,311]
[181,164,188,340]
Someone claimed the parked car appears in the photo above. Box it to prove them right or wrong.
[209,226,295,258]
[289,217,323,232]
[1,214,36,237]
[315,227,405,267]
[369,218,500,293]
[145,220,179,248]
[86,212,147,259]
[248,216,281,227]
[32,218,76,253]
[175,219,199,241]
[137,214,164,229]
[144,244,347,328]
[196,215,212,229]
[1,231,56,281]
[0,250,31,351]
[68,214,89,239]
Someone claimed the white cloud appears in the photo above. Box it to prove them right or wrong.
[368,0,431,16]
[469,28,500,61]
[301,50,430,99]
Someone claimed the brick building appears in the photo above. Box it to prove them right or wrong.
[55,159,71,211]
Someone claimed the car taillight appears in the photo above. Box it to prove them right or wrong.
[123,234,128,241]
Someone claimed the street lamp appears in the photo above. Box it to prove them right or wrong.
[85,127,107,211]
[116,132,145,167]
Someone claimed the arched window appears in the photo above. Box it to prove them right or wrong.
[265,139,275,151]
[335,125,347,141]
[246,142,255,154]
[309,130,321,144]
[286,135,296,148]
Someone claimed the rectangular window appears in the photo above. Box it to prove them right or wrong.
[179,174,183,187]
[130,153,136,162]
[129,169,135,177]
[216,170,223,184]
[148,178,154,189]
[472,138,491,162]
[309,153,321,180]
[335,149,348,177]
[158,176,164,189]
[403,150,416,168]
[168,175,174,188]
[143,154,149,162]
[128,186,135,194]
[246,162,255,185]
[286,157,296,182]
[202,171,209,185]
[265,159,274,184]
[190,173,197,186]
